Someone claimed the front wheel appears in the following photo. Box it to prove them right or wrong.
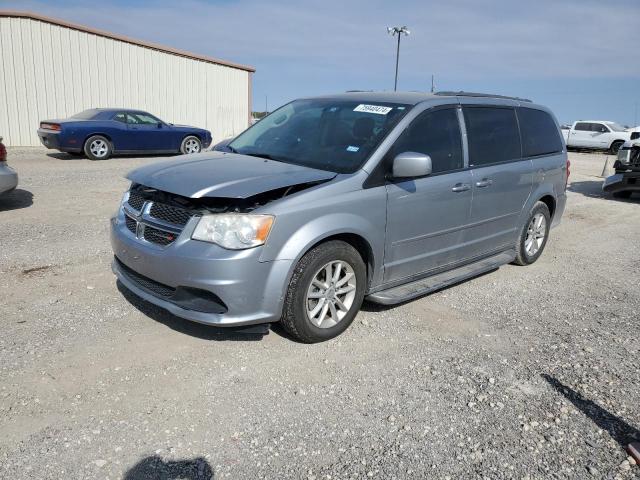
[280,240,366,343]
[180,136,201,154]
[513,202,551,266]
[84,135,112,160]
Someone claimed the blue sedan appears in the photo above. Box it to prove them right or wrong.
[37,109,212,160]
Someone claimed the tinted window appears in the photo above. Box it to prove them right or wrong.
[71,109,100,120]
[128,112,161,125]
[517,108,563,157]
[113,113,127,123]
[464,107,521,166]
[228,99,410,173]
[574,122,590,131]
[391,108,463,174]
[591,123,608,132]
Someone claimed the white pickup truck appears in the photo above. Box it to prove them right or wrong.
[562,121,632,154]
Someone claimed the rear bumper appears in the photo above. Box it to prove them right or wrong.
[110,212,293,326]
[37,129,81,152]
[603,173,640,193]
[0,164,18,194]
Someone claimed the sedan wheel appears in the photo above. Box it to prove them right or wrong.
[181,136,201,154]
[83,135,112,160]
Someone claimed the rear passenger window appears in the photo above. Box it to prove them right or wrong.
[463,107,521,166]
[574,122,590,131]
[517,108,563,157]
[392,108,463,174]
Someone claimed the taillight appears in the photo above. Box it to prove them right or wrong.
[565,159,570,189]
[40,122,61,131]
[0,140,6,162]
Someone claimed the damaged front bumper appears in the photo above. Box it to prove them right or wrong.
[110,210,294,327]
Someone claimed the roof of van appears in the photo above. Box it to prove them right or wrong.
[305,91,533,105]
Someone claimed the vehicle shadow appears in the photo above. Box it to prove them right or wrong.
[0,188,33,211]
[116,281,268,341]
[124,455,213,480]
[46,152,186,161]
[568,180,639,202]
[46,152,85,161]
[542,374,640,447]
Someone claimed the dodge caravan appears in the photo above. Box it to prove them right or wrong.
[110,92,568,343]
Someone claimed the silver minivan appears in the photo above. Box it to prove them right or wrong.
[111,92,568,343]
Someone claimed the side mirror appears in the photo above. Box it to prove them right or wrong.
[157,122,163,129]
[392,152,432,178]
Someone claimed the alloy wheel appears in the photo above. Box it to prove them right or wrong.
[90,139,108,158]
[184,138,200,154]
[524,213,546,256]
[306,260,357,328]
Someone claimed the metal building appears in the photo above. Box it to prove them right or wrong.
[0,11,254,146]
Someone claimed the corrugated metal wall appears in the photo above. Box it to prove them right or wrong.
[0,16,251,146]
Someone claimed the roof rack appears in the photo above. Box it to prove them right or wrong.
[435,91,532,103]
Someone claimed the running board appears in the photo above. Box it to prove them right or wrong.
[366,250,516,306]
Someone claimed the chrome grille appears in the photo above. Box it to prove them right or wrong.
[143,226,177,246]
[127,191,145,211]
[122,191,194,247]
[125,214,137,234]
[149,202,191,226]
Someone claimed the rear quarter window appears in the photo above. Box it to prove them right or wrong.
[517,108,563,157]
[463,107,521,166]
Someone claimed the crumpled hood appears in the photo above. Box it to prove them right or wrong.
[126,152,337,199]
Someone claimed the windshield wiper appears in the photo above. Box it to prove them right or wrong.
[243,152,279,161]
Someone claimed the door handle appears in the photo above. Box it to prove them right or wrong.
[475,179,493,188]
[451,183,471,192]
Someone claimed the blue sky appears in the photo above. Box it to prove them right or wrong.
[3,0,639,126]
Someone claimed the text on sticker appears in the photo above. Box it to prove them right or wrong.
[354,104,393,115]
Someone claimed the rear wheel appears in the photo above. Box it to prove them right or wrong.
[280,240,366,343]
[84,135,112,160]
[609,140,624,155]
[514,202,551,266]
[180,136,201,154]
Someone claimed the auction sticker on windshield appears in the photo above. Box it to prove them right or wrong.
[353,104,393,115]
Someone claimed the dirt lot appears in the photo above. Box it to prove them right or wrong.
[1,149,639,479]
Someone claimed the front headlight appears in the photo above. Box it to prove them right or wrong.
[192,214,274,249]
[617,148,630,164]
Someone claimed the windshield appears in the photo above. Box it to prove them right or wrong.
[606,122,626,132]
[228,99,411,173]
[71,109,100,120]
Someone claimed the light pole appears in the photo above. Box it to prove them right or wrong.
[387,26,410,91]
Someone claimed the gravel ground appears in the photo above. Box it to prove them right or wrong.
[0,148,639,480]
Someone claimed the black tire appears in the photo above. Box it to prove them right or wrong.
[84,135,112,160]
[180,135,202,154]
[609,141,624,155]
[513,201,551,266]
[612,190,632,199]
[280,240,366,343]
